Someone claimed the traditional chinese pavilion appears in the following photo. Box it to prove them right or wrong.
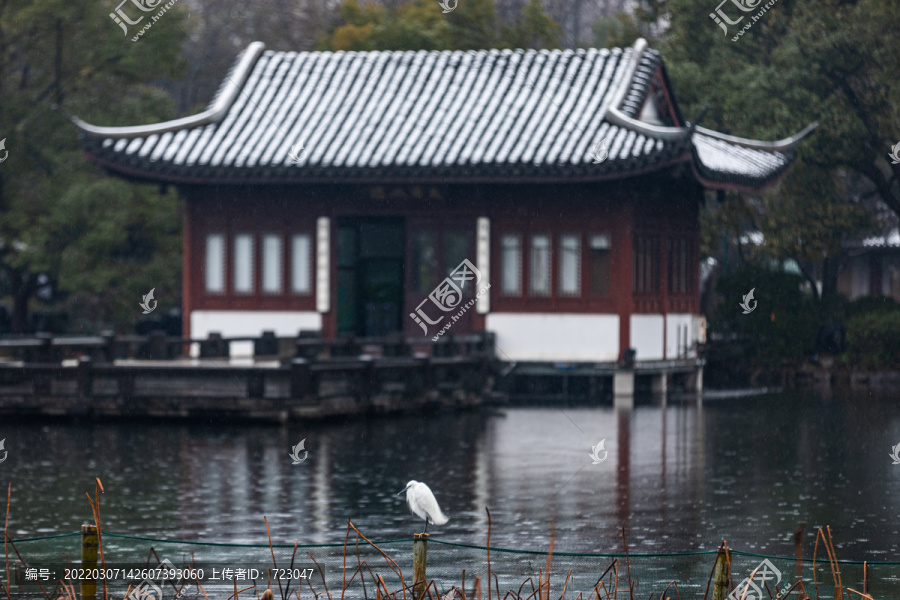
[73,39,814,371]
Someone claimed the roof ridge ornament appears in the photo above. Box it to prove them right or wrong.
[71,41,266,139]
[606,39,817,153]
[606,38,692,141]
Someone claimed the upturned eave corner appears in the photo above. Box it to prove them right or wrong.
[70,41,266,140]
[694,121,819,153]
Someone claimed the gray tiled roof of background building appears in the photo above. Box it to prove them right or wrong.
[73,40,814,188]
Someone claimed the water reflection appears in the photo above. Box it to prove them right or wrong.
[0,392,898,559]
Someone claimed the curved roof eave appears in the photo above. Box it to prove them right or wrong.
[72,42,266,139]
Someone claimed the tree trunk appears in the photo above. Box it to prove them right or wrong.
[10,270,33,333]
[821,255,840,297]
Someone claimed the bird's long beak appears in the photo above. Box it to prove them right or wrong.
[397,485,410,495]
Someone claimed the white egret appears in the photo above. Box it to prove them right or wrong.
[397,480,449,533]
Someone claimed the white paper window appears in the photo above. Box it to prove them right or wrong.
[559,234,580,296]
[501,234,521,295]
[292,234,312,294]
[262,234,282,294]
[205,234,225,293]
[530,234,551,296]
[233,234,254,293]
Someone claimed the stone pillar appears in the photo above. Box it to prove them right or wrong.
[613,370,634,409]
[651,373,667,396]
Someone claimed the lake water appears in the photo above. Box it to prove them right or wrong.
[1,391,899,595]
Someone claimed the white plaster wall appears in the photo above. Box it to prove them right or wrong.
[190,310,322,357]
[485,313,619,362]
[665,314,695,359]
[630,314,664,361]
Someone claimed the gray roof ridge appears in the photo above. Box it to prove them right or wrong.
[72,42,266,139]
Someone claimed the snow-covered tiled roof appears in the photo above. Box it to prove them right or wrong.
[862,229,900,248]
[72,39,814,187]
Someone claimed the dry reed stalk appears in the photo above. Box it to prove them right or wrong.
[559,568,573,600]
[342,519,354,600]
[614,553,620,600]
[228,585,254,600]
[738,561,771,600]
[487,508,493,600]
[83,478,107,600]
[378,574,391,600]
[283,540,301,600]
[147,546,183,597]
[307,551,333,600]
[54,578,78,600]
[863,561,867,595]
[517,576,537,598]
[659,580,681,600]
[813,527,845,600]
[476,577,482,600]
[348,520,409,600]
[3,527,56,599]
[592,559,617,593]
[826,527,843,599]
[845,589,873,600]
[543,522,555,600]
[702,541,728,600]
[620,529,634,600]
[598,580,613,600]
[263,516,285,600]
[3,483,9,600]
[523,578,547,600]
[472,574,483,600]
[795,524,806,580]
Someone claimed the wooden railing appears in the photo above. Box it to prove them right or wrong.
[0,330,497,363]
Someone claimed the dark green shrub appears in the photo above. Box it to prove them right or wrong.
[710,264,819,364]
[844,310,900,370]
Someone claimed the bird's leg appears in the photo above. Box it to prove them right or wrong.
[424,519,428,534]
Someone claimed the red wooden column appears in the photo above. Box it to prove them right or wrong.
[321,216,337,339]
[660,206,670,359]
[614,200,634,361]
[182,199,194,340]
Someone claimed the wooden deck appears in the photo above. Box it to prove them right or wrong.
[0,332,500,422]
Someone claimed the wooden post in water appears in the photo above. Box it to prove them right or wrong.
[413,533,428,600]
[81,523,98,600]
[711,542,730,600]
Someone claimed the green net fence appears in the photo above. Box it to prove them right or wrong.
[2,532,899,599]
